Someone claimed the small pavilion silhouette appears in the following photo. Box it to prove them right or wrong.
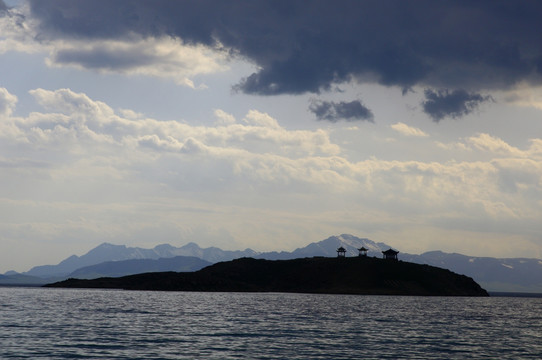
[382,248,399,260]
[336,246,399,260]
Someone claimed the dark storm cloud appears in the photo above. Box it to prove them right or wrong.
[422,89,493,122]
[0,0,8,12]
[309,100,374,123]
[28,0,542,98]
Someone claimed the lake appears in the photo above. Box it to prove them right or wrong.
[1,287,541,359]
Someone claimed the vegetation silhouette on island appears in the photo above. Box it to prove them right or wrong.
[46,249,489,296]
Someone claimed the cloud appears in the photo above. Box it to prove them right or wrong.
[213,109,236,126]
[2,86,542,264]
[243,110,281,129]
[467,133,522,156]
[5,87,340,158]
[309,100,373,122]
[29,88,114,117]
[4,86,540,208]
[492,158,541,194]
[501,83,542,110]
[0,3,44,54]
[390,122,428,137]
[422,89,493,121]
[0,87,17,116]
[0,3,227,87]
[26,0,542,98]
[46,37,228,87]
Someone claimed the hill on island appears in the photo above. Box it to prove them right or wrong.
[46,256,489,297]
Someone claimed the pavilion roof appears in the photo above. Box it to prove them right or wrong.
[382,248,399,255]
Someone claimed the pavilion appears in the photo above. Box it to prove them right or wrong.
[358,247,368,257]
[382,248,399,260]
[336,246,346,257]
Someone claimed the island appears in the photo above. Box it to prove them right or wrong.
[44,256,489,296]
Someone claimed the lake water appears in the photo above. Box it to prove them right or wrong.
[1,287,541,359]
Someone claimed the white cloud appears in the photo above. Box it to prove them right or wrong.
[243,110,281,129]
[527,139,542,157]
[29,88,115,117]
[214,109,236,126]
[467,133,525,157]
[0,4,45,55]
[2,86,542,270]
[390,122,429,137]
[118,108,144,120]
[4,88,542,209]
[435,140,470,152]
[501,82,542,110]
[45,36,229,87]
[0,87,17,116]
[3,87,343,173]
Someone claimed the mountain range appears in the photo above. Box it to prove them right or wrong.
[2,234,541,293]
[24,242,256,278]
[68,256,212,280]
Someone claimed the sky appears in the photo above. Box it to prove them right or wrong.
[1,0,542,273]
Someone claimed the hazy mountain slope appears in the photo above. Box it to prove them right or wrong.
[68,256,212,279]
[24,242,257,278]
[163,242,259,263]
[0,273,49,285]
[403,251,542,293]
[25,243,160,278]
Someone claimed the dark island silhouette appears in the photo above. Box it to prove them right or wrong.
[45,254,489,296]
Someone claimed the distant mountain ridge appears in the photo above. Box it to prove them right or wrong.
[68,256,212,280]
[2,234,541,292]
[20,234,386,279]
[255,234,390,260]
[401,251,542,293]
[25,242,258,278]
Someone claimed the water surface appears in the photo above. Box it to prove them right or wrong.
[1,287,541,359]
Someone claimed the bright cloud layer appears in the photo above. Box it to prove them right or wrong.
[1,86,541,271]
[390,122,429,137]
[46,37,229,88]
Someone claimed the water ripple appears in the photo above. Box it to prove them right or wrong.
[1,288,541,359]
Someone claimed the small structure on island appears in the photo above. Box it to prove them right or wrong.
[382,248,399,260]
[358,247,368,257]
[336,246,347,258]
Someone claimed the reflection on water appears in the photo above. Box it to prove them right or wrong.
[1,287,541,359]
